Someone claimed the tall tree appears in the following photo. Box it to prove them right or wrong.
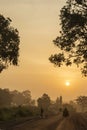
[76,96,87,111]
[11,90,33,106]
[49,0,87,76]
[0,14,20,72]
[0,88,12,107]
[37,93,51,110]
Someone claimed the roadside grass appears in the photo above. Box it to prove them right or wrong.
[0,106,39,121]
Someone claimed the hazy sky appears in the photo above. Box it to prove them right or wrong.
[0,0,87,102]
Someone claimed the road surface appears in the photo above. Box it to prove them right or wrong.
[11,115,62,130]
[0,113,87,130]
[56,113,87,130]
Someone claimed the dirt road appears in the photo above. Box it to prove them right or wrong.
[1,113,87,130]
[11,115,63,130]
[56,113,87,130]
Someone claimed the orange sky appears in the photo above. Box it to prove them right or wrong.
[0,0,87,102]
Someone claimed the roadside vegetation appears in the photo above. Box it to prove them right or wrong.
[0,88,86,121]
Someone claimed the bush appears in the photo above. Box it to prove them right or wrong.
[0,106,36,121]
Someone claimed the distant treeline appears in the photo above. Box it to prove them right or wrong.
[0,88,87,121]
[0,88,35,107]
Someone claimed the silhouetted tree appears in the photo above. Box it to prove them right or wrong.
[11,90,33,106]
[69,100,77,110]
[11,90,25,106]
[63,103,76,113]
[0,14,20,72]
[0,88,12,107]
[49,0,87,76]
[59,96,62,106]
[76,96,87,111]
[22,90,32,105]
[37,93,51,111]
[55,97,60,109]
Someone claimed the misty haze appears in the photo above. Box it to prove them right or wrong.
[0,0,87,130]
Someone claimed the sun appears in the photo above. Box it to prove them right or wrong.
[65,81,70,86]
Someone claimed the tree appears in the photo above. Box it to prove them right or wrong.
[0,88,12,107]
[63,103,76,113]
[22,90,31,105]
[59,96,63,106]
[49,0,87,76]
[55,97,60,109]
[76,96,87,111]
[37,93,51,110]
[22,90,35,106]
[11,90,25,106]
[11,90,33,106]
[0,14,20,72]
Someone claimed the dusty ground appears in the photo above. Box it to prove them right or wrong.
[11,115,63,130]
[0,113,87,130]
[56,113,87,130]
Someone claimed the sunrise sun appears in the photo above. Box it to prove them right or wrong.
[65,81,70,86]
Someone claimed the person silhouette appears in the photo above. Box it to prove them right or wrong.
[40,107,44,118]
[63,107,69,117]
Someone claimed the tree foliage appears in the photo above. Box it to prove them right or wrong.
[0,14,20,72]
[37,93,51,110]
[11,90,34,106]
[0,88,12,107]
[49,0,87,76]
[0,88,34,107]
[76,96,87,111]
